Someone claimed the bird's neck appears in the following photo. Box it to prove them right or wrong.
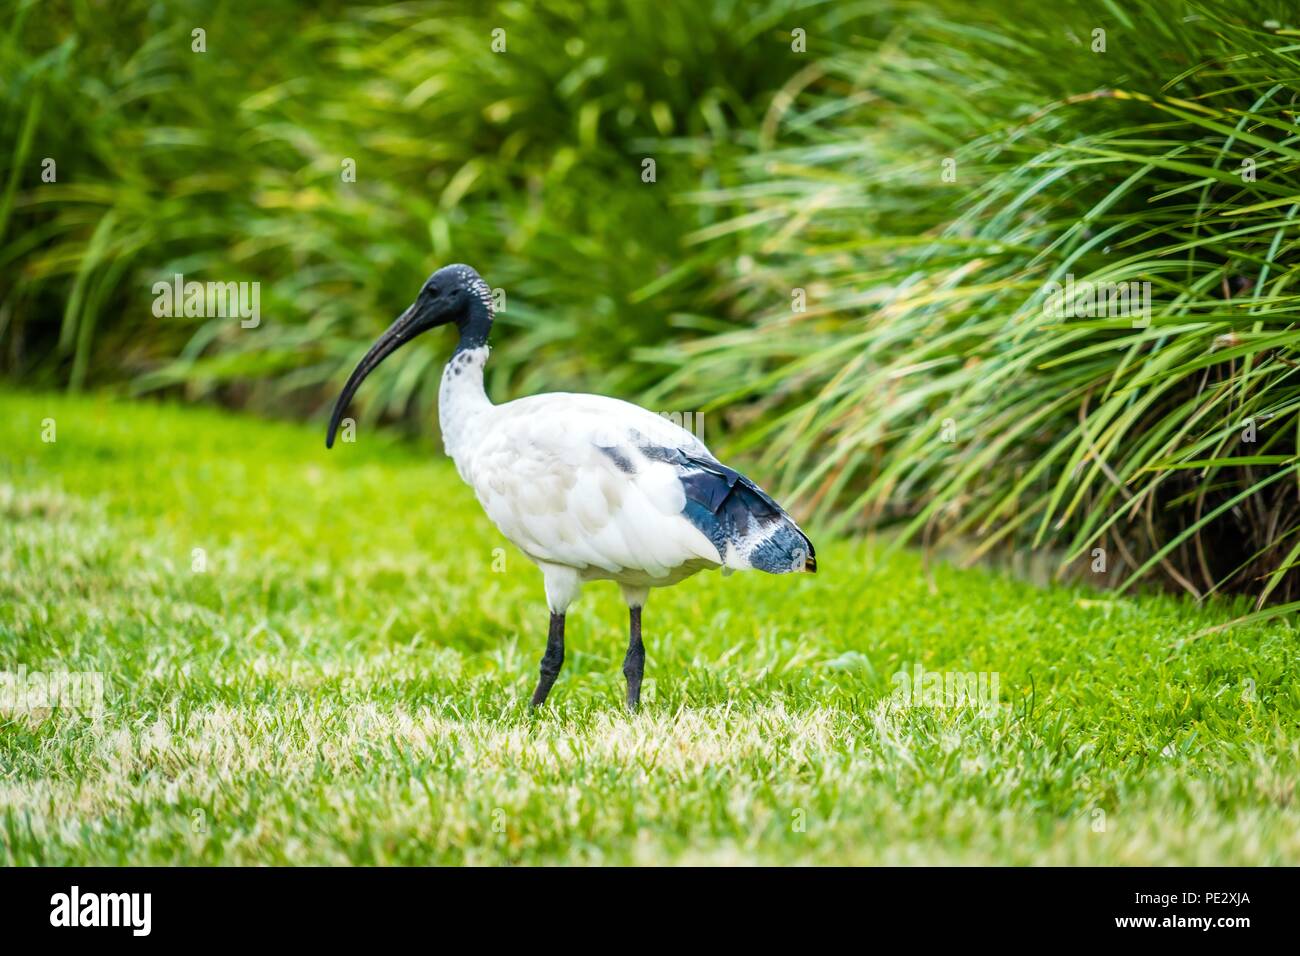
[438,344,493,476]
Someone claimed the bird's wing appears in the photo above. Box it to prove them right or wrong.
[633,441,816,574]
[466,393,814,577]
[465,394,723,578]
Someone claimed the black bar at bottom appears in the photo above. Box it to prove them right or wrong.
[0,866,1289,943]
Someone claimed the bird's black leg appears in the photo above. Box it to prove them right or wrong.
[623,606,645,711]
[530,612,565,707]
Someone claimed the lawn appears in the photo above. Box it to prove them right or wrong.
[1,388,1298,865]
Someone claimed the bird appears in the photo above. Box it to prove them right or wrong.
[326,264,816,710]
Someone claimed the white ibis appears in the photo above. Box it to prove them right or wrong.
[326,264,816,709]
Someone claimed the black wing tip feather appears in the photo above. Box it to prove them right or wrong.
[796,528,817,572]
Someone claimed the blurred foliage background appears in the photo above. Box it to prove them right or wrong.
[5,0,1300,611]
[1,0,827,410]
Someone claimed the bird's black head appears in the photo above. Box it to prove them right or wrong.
[325,263,493,448]
[417,263,495,348]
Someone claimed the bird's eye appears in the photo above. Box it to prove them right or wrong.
[426,285,441,299]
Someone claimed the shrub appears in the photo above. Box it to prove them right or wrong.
[649,0,1300,609]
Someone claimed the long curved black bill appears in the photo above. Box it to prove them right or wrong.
[326,303,424,448]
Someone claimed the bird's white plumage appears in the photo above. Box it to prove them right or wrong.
[439,347,722,603]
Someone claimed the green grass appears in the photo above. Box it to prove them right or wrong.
[2,388,1299,865]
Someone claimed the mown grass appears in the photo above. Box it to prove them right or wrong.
[2,389,1299,865]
